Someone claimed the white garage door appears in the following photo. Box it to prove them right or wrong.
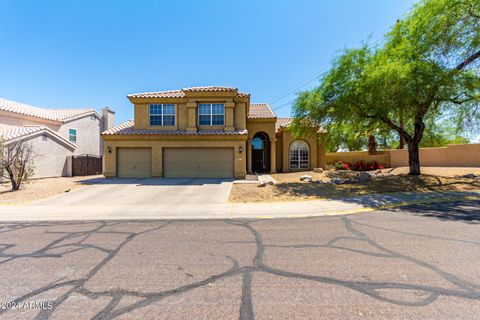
[163,148,234,178]
[117,148,152,178]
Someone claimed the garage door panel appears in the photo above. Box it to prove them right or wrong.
[164,148,233,178]
[117,148,152,178]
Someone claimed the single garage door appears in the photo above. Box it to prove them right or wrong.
[163,148,234,178]
[117,147,152,178]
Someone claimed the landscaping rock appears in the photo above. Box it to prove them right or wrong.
[357,172,372,182]
[299,175,313,182]
[460,173,478,179]
[313,168,324,173]
[258,181,273,187]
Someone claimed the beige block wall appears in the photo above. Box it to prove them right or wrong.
[59,115,102,155]
[326,151,391,167]
[390,144,480,167]
[103,136,247,178]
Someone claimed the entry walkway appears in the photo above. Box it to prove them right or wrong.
[0,190,478,221]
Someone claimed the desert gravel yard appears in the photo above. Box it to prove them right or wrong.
[230,167,480,203]
[0,176,102,205]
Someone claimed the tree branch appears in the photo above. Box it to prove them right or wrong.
[456,49,480,70]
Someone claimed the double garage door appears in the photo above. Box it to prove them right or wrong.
[117,147,234,178]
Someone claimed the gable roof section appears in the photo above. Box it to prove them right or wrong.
[275,117,294,132]
[0,126,77,149]
[102,120,248,136]
[128,86,250,99]
[275,117,326,133]
[248,103,276,119]
[0,98,99,123]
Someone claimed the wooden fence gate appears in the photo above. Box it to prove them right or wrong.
[72,154,102,176]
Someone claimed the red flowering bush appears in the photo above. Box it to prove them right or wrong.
[332,160,384,171]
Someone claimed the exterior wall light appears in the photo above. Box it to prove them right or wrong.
[108,146,112,154]
[239,146,242,154]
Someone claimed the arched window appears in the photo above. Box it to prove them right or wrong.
[289,140,309,169]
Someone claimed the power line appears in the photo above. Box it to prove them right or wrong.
[267,72,322,105]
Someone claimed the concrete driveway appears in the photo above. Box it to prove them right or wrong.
[33,178,234,206]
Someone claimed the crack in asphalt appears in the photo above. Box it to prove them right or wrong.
[0,215,479,319]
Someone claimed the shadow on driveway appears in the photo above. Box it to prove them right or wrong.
[77,177,234,186]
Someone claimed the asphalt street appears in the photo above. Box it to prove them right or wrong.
[0,200,479,319]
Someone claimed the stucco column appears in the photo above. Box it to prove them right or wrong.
[270,139,277,173]
[224,102,235,132]
[186,101,197,132]
[247,139,252,173]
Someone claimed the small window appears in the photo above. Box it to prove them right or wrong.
[198,103,224,126]
[289,140,309,169]
[150,104,176,126]
[68,129,77,143]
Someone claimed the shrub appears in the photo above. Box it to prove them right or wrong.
[332,160,384,171]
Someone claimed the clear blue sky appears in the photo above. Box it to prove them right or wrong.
[0,0,416,125]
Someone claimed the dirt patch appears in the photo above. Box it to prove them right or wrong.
[230,168,480,203]
[0,175,102,205]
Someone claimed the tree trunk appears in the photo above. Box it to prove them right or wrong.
[407,118,425,175]
[407,141,421,175]
[6,167,19,190]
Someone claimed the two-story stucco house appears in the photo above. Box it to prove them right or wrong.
[0,98,115,178]
[102,86,325,179]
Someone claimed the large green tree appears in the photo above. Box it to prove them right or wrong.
[293,0,480,174]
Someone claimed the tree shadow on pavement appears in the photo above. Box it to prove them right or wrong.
[391,200,480,224]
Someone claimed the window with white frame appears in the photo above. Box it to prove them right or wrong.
[68,128,77,143]
[150,104,175,126]
[289,140,309,169]
[198,103,224,126]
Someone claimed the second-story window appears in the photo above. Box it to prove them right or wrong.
[150,104,175,126]
[198,103,224,126]
[68,128,77,143]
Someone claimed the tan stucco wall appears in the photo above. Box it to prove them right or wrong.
[103,135,247,178]
[132,95,249,131]
[59,115,102,155]
[277,130,320,173]
[389,144,480,167]
[9,133,75,179]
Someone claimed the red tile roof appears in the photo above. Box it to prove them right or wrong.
[102,120,248,136]
[128,86,250,99]
[275,117,293,131]
[248,103,276,119]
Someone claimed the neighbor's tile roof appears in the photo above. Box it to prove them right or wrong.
[248,103,276,119]
[0,125,77,149]
[128,86,250,99]
[0,98,99,122]
[102,120,248,136]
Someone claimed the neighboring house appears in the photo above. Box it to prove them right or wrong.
[0,98,115,178]
[102,86,325,179]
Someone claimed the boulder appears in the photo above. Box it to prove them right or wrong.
[313,168,324,173]
[299,175,313,182]
[357,172,372,182]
